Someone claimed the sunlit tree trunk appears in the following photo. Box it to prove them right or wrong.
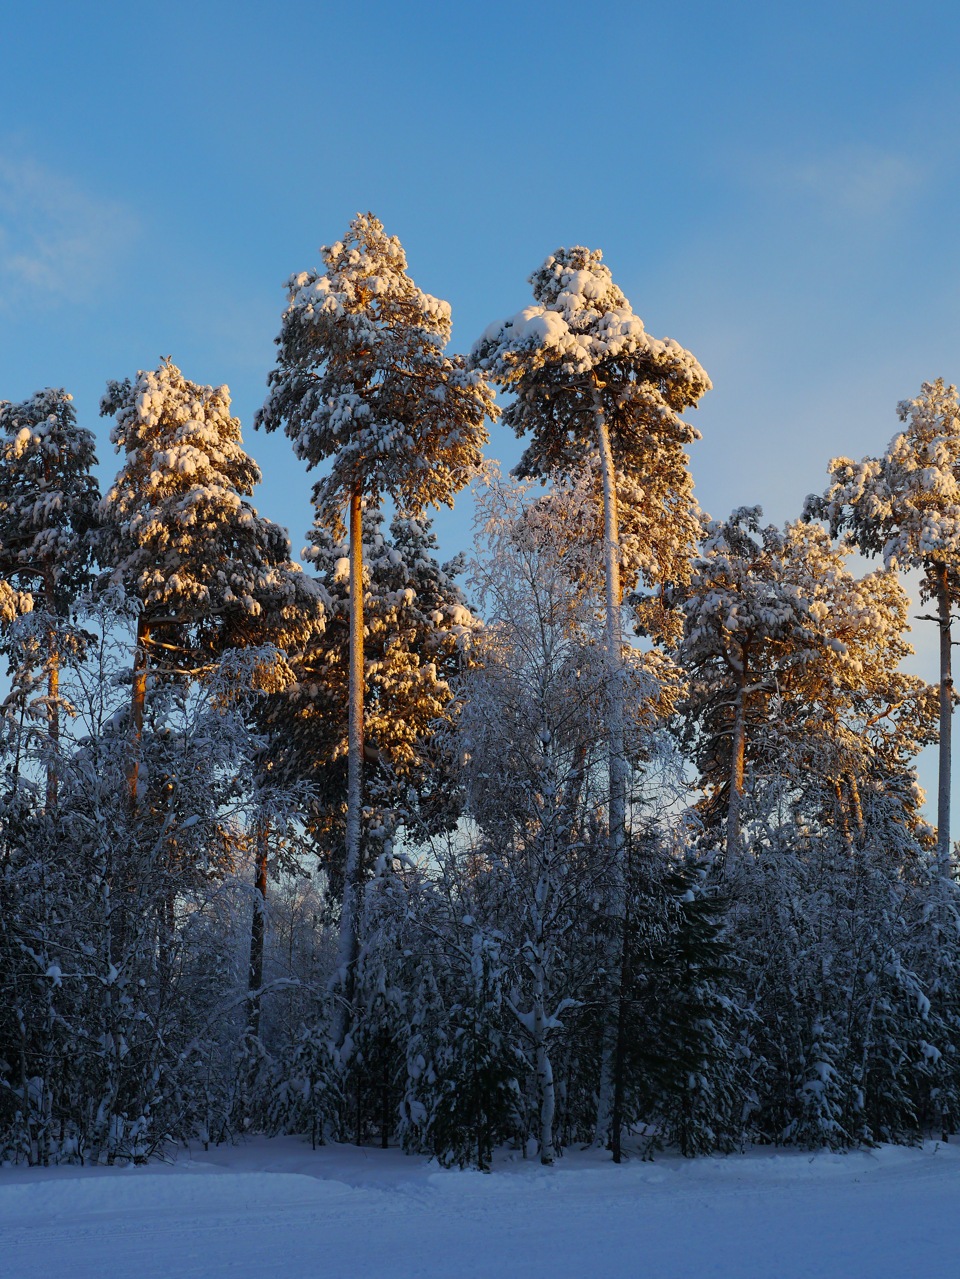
[333,487,365,1051]
[936,565,953,872]
[42,564,59,812]
[727,655,748,861]
[593,386,627,1146]
[846,772,865,845]
[128,614,151,808]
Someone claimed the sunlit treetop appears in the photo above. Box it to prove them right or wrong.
[101,358,322,650]
[810,377,960,601]
[473,246,711,611]
[473,245,711,473]
[0,387,100,612]
[257,212,496,538]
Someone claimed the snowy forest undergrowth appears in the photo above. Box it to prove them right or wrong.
[4,214,960,1173]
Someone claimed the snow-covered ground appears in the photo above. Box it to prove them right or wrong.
[2,1137,959,1278]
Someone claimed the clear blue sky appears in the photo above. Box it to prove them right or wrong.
[3,0,959,800]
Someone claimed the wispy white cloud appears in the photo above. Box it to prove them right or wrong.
[743,146,923,223]
[0,153,139,307]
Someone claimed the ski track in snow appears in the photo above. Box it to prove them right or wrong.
[2,1138,959,1279]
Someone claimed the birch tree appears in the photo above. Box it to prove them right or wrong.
[473,246,710,1140]
[459,478,610,1163]
[809,378,960,870]
[256,213,494,1049]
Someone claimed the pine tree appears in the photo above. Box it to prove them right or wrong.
[256,213,494,1049]
[0,388,100,807]
[474,246,710,1141]
[297,510,475,860]
[809,378,960,870]
[676,509,936,860]
[100,358,322,804]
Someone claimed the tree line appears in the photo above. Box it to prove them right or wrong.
[1,214,959,1170]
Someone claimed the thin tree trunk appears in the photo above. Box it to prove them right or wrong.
[128,613,150,808]
[333,487,365,1051]
[530,955,556,1165]
[610,837,633,1164]
[593,386,627,1146]
[832,778,852,849]
[43,566,59,812]
[247,819,269,1040]
[381,1046,390,1149]
[846,772,865,846]
[937,567,953,873]
[727,658,748,860]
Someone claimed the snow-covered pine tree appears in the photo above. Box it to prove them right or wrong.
[677,509,825,857]
[0,388,100,807]
[100,358,323,805]
[256,213,494,1048]
[473,247,710,1141]
[675,509,935,860]
[809,378,960,870]
[290,508,476,877]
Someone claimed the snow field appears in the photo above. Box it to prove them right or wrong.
[3,1138,960,1279]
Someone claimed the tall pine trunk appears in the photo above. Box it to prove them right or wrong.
[332,487,365,1051]
[937,565,953,873]
[610,851,633,1165]
[846,772,866,845]
[128,613,151,808]
[43,565,59,812]
[593,387,628,1147]
[727,655,748,861]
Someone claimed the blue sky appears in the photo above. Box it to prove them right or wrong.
[3,0,959,801]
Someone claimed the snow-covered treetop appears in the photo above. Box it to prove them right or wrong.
[475,247,708,387]
[678,506,935,818]
[809,378,960,600]
[677,508,909,682]
[257,213,496,537]
[473,246,710,463]
[101,358,324,650]
[679,508,817,676]
[473,246,709,602]
[681,508,932,751]
[0,387,100,612]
